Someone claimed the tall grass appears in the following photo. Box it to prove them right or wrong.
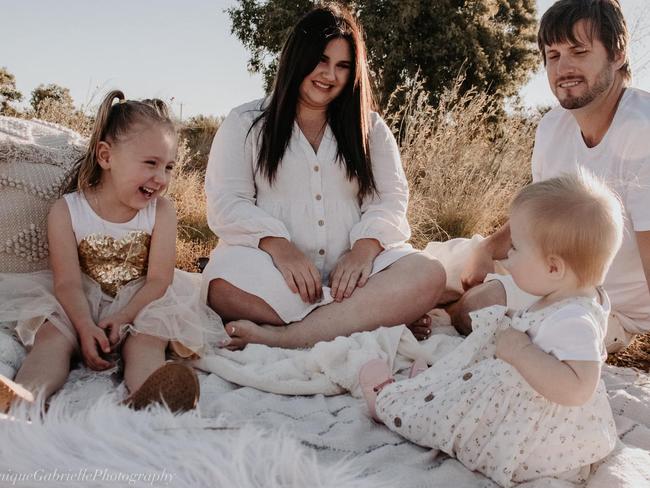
[169,139,217,271]
[387,77,536,249]
[17,83,537,270]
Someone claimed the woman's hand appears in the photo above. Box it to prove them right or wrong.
[78,324,114,371]
[495,327,532,365]
[98,311,130,347]
[329,238,382,302]
[260,237,322,303]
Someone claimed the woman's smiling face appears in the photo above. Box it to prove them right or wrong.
[298,37,353,110]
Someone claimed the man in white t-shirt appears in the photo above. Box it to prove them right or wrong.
[449,0,650,352]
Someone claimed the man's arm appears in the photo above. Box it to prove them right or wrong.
[460,221,511,290]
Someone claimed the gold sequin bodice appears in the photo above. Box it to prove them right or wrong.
[78,231,151,297]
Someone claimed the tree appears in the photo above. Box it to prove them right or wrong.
[0,67,23,115]
[30,83,74,115]
[228,0,539,107]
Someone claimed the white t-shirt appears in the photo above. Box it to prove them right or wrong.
[511,290,610,362]
[531,87,650,334]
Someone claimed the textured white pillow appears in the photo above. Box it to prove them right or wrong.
[0,116,86,272]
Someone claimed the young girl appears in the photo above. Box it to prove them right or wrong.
[359,173,622,486]
[0,91,227,413]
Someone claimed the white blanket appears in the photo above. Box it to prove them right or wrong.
[1,324,649,488]
[194,325,460,397]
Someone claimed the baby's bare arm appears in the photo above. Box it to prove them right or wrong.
[496,328,600,406]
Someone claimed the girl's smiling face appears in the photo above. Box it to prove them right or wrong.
[97,122,177,216]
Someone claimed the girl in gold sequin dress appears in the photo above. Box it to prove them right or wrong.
[0,91,228,413]
[359,174,622,487]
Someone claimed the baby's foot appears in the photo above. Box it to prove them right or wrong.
[222,320,280,350]
[408,358,428,378]
[358,359,394,422]
[0,374,34,414]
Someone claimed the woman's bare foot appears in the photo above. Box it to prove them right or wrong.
[407,308,452,340]
[223,320,286,350]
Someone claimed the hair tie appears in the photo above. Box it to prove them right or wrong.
[119,98,127,104]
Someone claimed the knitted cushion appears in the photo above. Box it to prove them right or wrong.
[0,116,86,272]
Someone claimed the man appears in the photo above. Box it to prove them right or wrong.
[453,0,650,352]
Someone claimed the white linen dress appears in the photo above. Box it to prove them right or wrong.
[375,295,617,487]
[201,100,416,322]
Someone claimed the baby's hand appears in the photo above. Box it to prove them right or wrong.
[495,327,532,364]
[78,325,113,371]
[98,312,129,346]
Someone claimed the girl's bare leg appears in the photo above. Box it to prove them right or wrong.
[122,333,168,393]
[226,253,446,349]
[14,321,76,401]
[208,278,284,325]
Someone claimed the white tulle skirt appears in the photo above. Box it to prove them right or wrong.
[0,270,228,358]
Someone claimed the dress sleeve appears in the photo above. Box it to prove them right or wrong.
[204,108,291,248]
[533,305,604,362]
[348,114,411,249]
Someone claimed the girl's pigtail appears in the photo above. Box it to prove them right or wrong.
[66,90,125,193]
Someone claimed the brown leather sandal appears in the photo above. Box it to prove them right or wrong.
[124,363,199,413]
[0,373,34,414]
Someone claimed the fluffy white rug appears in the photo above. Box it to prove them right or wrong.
[1,335,649,488]
[1,392,388,488]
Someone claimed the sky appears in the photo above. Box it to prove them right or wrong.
[2,0,649,119]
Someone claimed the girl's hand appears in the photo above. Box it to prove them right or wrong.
[495,327,532,365]
[329,239,382,302]
[78,325,114,371]
[98,312,129,346]
[260,237,322,303]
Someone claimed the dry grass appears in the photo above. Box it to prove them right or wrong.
[28,98,94,137]
[168,139,217,272]
[387,77,535,248]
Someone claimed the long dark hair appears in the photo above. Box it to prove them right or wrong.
[253,3,377,201]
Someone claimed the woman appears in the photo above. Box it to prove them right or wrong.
[202,4,445,349]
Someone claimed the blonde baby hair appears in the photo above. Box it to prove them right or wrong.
[511,171,624,287]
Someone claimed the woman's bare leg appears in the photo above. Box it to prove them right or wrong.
[122,333,168,393]
[208,278,284,325]
[14,321,75,400]
[226,253,446,349]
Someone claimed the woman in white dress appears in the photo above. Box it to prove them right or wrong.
[201,4,445,349]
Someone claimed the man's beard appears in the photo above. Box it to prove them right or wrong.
[557,64,614,110]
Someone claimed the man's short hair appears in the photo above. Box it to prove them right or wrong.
[538,0,631,81]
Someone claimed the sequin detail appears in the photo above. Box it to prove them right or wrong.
[78,231,150,297]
